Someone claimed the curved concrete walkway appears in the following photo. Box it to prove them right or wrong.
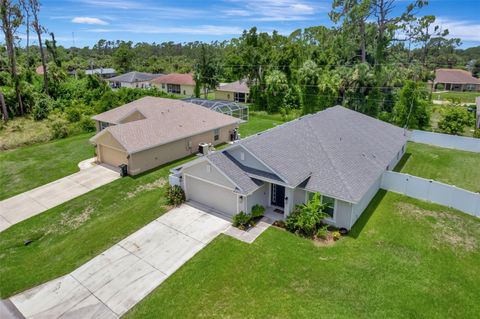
[0,163,120,233]
[8,204,231,319]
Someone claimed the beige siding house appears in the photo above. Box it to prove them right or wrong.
[172,106,407,228]
[215,80,250,102]
[150,73,197,96]
[91,97,239,175]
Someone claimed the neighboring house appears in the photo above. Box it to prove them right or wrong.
[107,71,162,89]
[476,96,480,129]
[433,68,480,92]
[35,65,46,75]
[85,68,117,78]
[171,106,407,229]
[215,80,250,102]
[150,73,196,96]
[90,97,240,175]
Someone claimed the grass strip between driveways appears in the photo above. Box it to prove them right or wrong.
[0,133,95,201]
[395,142,480,193]
[125,191,480,319]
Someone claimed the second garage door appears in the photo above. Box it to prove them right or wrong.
[185,175,238,217]
[99,145,128,168]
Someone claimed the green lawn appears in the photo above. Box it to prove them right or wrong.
[126,191,480,318]
[433,91,479,104]
[0,133,95,200]
[395,142,480,193]
[0,114,281,298]
[238,113,288,137]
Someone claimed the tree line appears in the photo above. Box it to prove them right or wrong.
[1,0,479,131]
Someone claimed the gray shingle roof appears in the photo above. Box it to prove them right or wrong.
[107,71,162,83]
[207,152,262,194]
[207,106,407,202]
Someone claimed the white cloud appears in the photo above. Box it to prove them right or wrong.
[78,0,140,10]
[222,0,321,22]
[436,17,480,42]
[72,17,109,25]
[86,25,244,36]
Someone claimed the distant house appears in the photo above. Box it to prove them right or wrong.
[434,69,480,92]
[215,80,250,102]
[476,96,480,129]
[107,71,162,89]
[90,97,239,175]
[85,68,117,79]
[150,73,196,96]
[35,65,46,75]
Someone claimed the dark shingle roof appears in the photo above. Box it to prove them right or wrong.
[108,71,162,83]
[207,106,408,202]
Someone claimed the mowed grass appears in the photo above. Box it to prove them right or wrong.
[239,112,289,137]
[433,91,479,104]
[126,191,480,318]
[0,114,280,298]
[396,142,480,193]
[0,156,193,298]
[0,133,95,200]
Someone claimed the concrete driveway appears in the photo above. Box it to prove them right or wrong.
[9,204,231,318]
[0,164,120,232]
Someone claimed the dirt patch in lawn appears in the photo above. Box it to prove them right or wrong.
[126,178,167,199]
[60,206,94,230]
[395,203,478,252]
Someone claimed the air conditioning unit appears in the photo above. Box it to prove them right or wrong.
[198,143,209,155]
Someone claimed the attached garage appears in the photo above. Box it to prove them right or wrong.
[98,145,127,167]
[185,175,238,217]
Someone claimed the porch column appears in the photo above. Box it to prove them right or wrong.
[284,187,295,218]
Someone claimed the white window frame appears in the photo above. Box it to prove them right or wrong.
[305,191,336,223]
[213,128,220,141]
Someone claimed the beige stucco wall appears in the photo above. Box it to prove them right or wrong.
[94,131,128,167]
[118,81,153,89]
[128,123,237,175]
[152,83,197,97]
[214,90,250,102]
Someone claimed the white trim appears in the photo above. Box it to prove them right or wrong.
[206,158,245,193]
[183,173,235,191]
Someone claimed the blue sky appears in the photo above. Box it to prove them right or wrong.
[14,0,480,48]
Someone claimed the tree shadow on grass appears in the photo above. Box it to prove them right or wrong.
[348,190,387,239]
[393,152,412,172]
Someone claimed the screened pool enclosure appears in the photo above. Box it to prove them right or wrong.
[182,98,249,122]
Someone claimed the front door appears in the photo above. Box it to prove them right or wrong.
[271,184,285,208]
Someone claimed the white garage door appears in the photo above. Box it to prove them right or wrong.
[99,145,128,168]
[185,176,238,217]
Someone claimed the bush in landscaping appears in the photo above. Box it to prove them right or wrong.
[166,184,186,206]
[232,211,251,230]
[66,107,82,123]
[32,96,51,121]
[49,118,70,139]
[251,204,265,219]
[438,106,473,135]
[79,116,96,132]
[285,193,328,237]
[316,225,329,240]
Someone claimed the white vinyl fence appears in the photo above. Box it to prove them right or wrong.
[409,130,480,153]
[381,171,480,218]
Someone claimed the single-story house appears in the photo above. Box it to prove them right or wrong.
[107,71,162,89]
[150,73,197,96]
[215,80,250,102]
[171,106,407,229]
[85,68,117,79]
[434,69,480,92]
[90,97,240,175]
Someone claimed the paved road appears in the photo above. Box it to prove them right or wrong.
[9,204,231,318]
[0,164,120,232]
